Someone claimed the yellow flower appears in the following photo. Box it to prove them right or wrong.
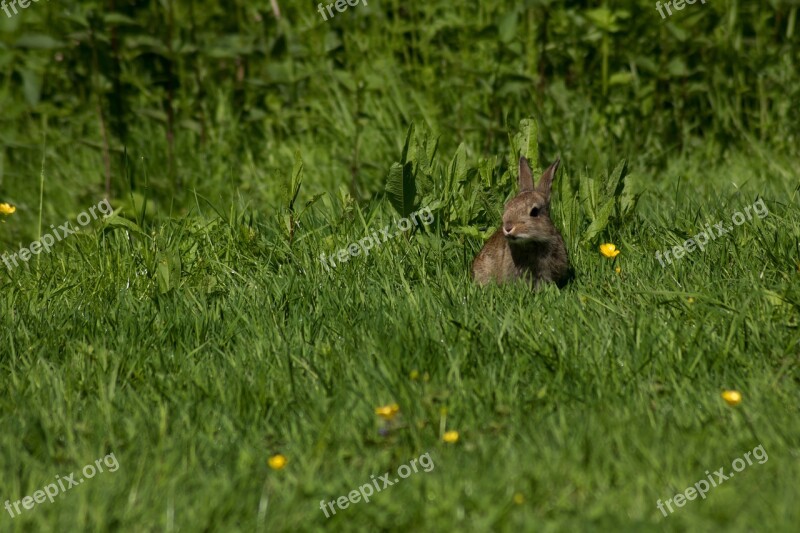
[615,266,621,274]
[0,203,16,215]
[599,243,620,258]
[410,370,420,380]
[268,454,288,470]
[375,403,400,420]
[687,297,695,304]
[443,430,459,443]
[721,390,742,407]
[513,493,525,505]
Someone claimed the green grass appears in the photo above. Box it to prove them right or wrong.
[1,143,798,531]
[1,1,799,530]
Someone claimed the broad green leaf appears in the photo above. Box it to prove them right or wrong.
[585,8,622,32]
[583,198,615,244]
[609,72,634,86]
[101,215,148,238]
[103,13,139,26]
[667,57,689,77]
[497,11,518,43]
[605,159,628,198]
[386,162,416,218]
[478,157,495,188]
[451,143,469,185]
[514,118,539,171]
[452,225,484,239]
[15,34,65,49]
[579,171,596,220]
[156,251,181,294]
[401,123,414,164]
[620,190,642,218]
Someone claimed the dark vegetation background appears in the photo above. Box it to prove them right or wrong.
[1,0,798,239]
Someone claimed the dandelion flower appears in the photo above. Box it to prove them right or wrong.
[721,390,742,407]
[599,243,620,258]
[615,266,621,274]
[0,203,16,215]
[687,297,695,304]
[375,403,400,421]
[410,370,420,381]
[513,493,525,505]
[268,454,288,470]
[443,430,459,444]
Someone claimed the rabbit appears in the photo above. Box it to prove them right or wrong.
[472,156,570,289]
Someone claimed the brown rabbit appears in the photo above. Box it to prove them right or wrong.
[472,157,570,288]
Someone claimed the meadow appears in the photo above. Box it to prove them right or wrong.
[1,1,799,531]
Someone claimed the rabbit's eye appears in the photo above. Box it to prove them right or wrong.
[530,207,540,217]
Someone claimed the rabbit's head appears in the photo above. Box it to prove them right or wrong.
[501,157,561,244]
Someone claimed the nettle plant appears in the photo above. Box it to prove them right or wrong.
[384,118,640,250]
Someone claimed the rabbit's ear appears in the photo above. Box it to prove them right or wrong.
[536,158,560,201]
[518,156,534,192]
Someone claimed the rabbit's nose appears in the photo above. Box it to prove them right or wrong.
[503,224,514,235]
